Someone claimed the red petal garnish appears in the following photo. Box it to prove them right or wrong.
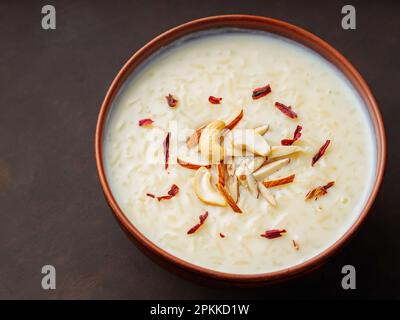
[187,211,209,235]
[138,118,154,127]
[219,233,225,238]
[281,125,302,145]
[274,102,298,119]
[163,132,170,170]
[225,109,244,130]
[260,229,287,239]
[156,184,180,201]
[252,84,271,100]
[166,94,178,108]
[305,181,335,200]
[311,140,331,166]
[263,174,295,188]
[167,184,179,196]
[146,193,155,198]
[209,96,222,104]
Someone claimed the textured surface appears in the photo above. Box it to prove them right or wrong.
[0,0,398,299]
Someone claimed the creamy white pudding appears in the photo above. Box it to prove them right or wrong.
[103,30,376,274]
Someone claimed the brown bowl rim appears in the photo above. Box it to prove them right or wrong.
[95,15,386,283]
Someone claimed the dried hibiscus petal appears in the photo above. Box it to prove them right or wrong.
[281,125,302,145]
[163,132,170,170]
[146,193,155,198]
[209,96,222,104]
[305,181,335,200]
[138,118,154,127]
[166,94,178,108]
[168,184,179,196]
[187,211,208,235]
[252,84,271,100]
[219,233,225,238]
[225,109,244,130]
[263,174,295,188]
[156,184,180,201]
[261,229,287,239]
[311,140,331,166]
[274,102,298,119]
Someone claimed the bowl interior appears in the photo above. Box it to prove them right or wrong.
[95,15,386,284]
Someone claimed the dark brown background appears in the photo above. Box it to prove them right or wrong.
[0,0,398,299]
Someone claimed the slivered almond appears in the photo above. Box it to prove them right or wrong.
[226,175,239,203]
[258,182,276,206]
[230,129,271,157]
[177,157,211,170]
[225,109,244,130]
[244,164,259,198]
[217,162,226,186]
[186,125,205,148]
[247,156,266,173]
[226,161,236,177]
[269,145,303,159]
[235,159,250,186]
[253,158,290,181]
[216,183,242,213]
[254,124,269,136]
[263,174,295,188]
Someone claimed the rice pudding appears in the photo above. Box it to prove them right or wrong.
[103,30,376,274]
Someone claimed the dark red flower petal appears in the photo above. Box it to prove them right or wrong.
[281,125,302,145]
[260,229,287,239]
[165,94,178,108]
[163,132,170,170]
[208,96,223,104]
[311,140,331,166]
[252,84,271,100]
[138,118,154,126]
[274,102,298,119]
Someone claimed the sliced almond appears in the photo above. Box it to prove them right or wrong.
[226,160,236,177]
[225,109,244,130]
[247,156,266,173]
[186,125,205,148]
[269,145,303,159]
[263,174,295,188]
[245,166,259,198]
[254,124,269,136]
[199,120,225,163]
[235,159,250,186]
[226,175,239,203]
[258,182,276,206]
[177,155,211,170]
[217,162,226,186]
[235,161,259,198]
[216,183,242,213]
[230,129,271,157]
[253,158,290,181]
